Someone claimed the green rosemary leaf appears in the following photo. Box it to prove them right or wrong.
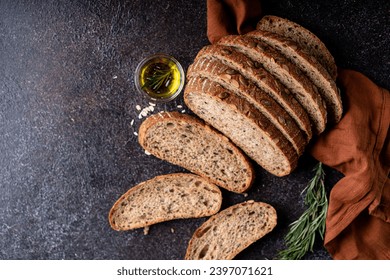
[277,162,328,260]
[142,67,172,92]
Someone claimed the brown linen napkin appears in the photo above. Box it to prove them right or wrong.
[207,0,262,44]
[310,69,390,259]
[206,0,390,259]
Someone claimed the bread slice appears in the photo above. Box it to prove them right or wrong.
[218,35,327,134]
[187,56,307,155]
[109,173,222,230]
[246,30,342,123]
[138,111,254,193]
[195,44,312,140]
[185,200,277,260]
[256,15,337,80]
[184,76,298,176]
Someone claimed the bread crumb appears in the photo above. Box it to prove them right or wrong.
[130,119,134,126]
[143,226,150,235]
[145,150,151,155]
[177,105,183,108]
[181,110,185,113]
[242,193,248,197]
[133,132,138,136]
[170,228,175,233]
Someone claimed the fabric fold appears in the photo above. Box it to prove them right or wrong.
[207,0,262,43]
[310,69,390,259]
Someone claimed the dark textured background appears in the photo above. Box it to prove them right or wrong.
[0,0,388,260]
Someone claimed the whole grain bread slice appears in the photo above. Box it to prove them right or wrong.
[138,111,254,193]
[187,56,307,155]
[184,76,298,176]
[218,35,327,134]
[109,173,222,231]
[246,29,342,123]
[185,200,277,260]
[195,44,312,140]
[256,15,337,80]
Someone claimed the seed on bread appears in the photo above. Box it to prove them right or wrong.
[218,91,230,99]
[225,69,238,75]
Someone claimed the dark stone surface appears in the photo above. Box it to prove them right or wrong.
[0,0,388,260]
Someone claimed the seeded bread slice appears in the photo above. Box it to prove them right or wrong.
[187,56,307,155]
[109,173,222,230]
[246,30,342,123]
[218,35,327,134]
[195,44,312,140]
[185,76,298,176]
[257,15,337,80]
[185,200,277,260]
[138,111,254,193]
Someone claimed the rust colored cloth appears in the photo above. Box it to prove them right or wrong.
[207,0,390,259]
[207,0,262,43]
[310,69,390,259]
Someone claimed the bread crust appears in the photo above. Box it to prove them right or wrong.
[138,111,255,192]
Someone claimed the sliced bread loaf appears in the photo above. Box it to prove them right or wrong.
[138,111,254,193]
[184,76,298,176]
[218,35,327,134]
[109,173,222,230]
[246,30,342,123]
[187,56,307,155]
[256,15,337,80]
[185,200,277,260]
[195,44,312,140]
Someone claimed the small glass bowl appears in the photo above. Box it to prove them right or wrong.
[134,54,185,103]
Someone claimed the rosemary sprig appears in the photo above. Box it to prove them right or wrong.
[277,162,328,260]
[142,65,172,92]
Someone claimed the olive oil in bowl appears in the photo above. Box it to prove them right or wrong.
[135,54,185,102]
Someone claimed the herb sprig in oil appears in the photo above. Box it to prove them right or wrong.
[143,64,173,92]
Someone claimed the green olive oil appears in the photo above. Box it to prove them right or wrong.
[139,57,182,100]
